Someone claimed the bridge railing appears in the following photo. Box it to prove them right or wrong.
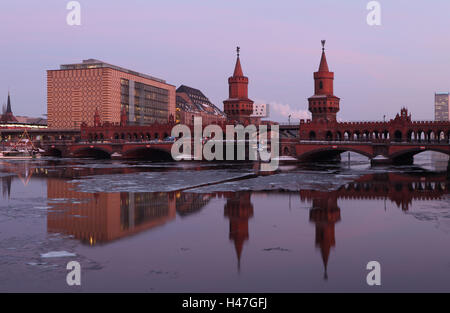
[299,139,450,144]
[76,139,175,144]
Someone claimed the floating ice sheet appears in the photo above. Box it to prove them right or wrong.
[188,171,360,193]
[40,251,77,258]
[71,169,253,193]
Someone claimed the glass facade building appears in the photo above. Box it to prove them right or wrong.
[121,79,170,125]
[435,92,449,121]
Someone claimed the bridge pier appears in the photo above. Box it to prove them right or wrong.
[392,155,414,166]
[447,160,450,177]
[370,157,391,166]
[370,155,414,166]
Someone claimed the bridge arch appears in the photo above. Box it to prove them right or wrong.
[389,148,450,164]
[297,147,373,162]
[122,147,173,161]
[72,147,112,159]
[46,147,63,158]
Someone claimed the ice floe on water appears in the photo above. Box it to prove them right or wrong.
[406,195,450,234]
[188,171,360,193]
[40,251,77,258]
[65,161,431,194]
[71,169,253,193]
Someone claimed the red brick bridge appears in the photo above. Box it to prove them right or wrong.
[279,108,450,165]
[280,42,450,165]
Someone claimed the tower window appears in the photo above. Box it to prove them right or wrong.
[319,81,323,89]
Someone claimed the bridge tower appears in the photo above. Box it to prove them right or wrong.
[308,41,340,123]
[223,47,254,125]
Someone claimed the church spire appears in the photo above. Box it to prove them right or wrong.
[1,91,18,123]
[6,91,12,113]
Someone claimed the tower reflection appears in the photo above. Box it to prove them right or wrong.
[1,161,448,281]
[300,172,449,279]
[223,192,254,272]
[308,193,340,280]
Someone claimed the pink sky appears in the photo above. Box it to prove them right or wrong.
[1,0,449,122]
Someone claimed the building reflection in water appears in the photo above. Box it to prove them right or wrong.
[223,192,254,272]
[0,161,48,199]
[46,179,215,245]
[2,175,12,199]
[1,161,449,280]
[308,193,340,280]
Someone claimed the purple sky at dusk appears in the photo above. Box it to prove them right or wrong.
[1,0,449,123]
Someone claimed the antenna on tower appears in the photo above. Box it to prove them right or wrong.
[321,40,326,51]
[236,46,240,57]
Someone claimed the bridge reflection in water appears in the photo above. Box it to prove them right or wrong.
[302,172,448,279]
[40,172,449,277]
[1,166,448,281]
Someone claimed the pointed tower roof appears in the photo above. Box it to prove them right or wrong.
[1,91,18,123]
[321,243,330,280]
[233,46,244,77]
[6,91,12,113]
[234,237,244,273]
[318,40,329,72]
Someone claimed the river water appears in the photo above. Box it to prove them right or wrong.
[0,152,449,292]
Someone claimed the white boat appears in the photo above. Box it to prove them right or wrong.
[0,130,41,160]
[0,149,41,160]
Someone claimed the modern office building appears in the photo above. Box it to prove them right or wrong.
[435,92,449,121]
[47,59,176,129]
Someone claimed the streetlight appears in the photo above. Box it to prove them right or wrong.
[288,114,291,125]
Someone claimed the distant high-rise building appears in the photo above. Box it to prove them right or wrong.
[47,59,176,129]
[251,103,269,118]
[435,92,449,121]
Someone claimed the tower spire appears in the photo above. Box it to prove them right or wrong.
[233,46,244,77]
[6,91,12,113]
[318,40,329,72]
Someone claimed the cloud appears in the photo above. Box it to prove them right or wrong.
[256,100,310,122]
